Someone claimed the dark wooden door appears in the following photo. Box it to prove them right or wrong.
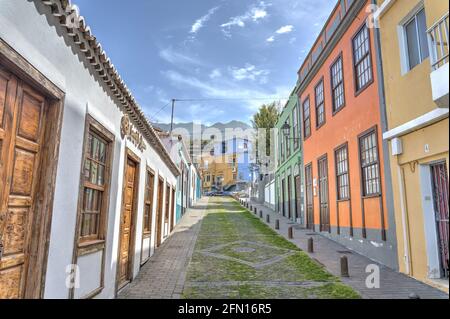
[305,164,314,230]
[281,178,286,216]
[287,175,292,219]
[295,175,302,223]
[318,157,330,232]
[118,159,137,288]
[431,162,449,278]
[0,69,47,299]
[155,179,164,247]
[170,188,175,232]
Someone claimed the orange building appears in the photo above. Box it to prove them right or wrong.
[296,0,398,268]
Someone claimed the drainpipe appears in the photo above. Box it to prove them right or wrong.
[397,159,412,275]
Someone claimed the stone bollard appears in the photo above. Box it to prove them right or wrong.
[308,237,314,253]
[409,293,420,299]
[275,219,280,230]
[266,214,270,224]
[288,227,293,239]
[340,256,349,277]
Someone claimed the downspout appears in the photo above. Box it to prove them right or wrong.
[397,161,412,275]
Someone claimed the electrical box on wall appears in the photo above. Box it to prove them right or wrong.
[391,137,403,156]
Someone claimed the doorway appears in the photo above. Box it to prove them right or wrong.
[431,162,449,279]
[155,178,164,247]
[318,156,330,232]
[305,164,314,230]
[0,62,63,298]
[117,150,139,290]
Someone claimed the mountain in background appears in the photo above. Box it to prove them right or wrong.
[152,120,251,135]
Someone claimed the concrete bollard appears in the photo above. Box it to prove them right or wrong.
[288,227,293,239]
[275,219,280,230]
[266,214,270,223]
[340,256,349,277]
[409,293,420,299]
[308,237,314,253]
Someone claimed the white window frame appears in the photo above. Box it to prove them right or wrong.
[397,2,428,75]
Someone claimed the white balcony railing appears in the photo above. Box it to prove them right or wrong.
[427,12,449,70]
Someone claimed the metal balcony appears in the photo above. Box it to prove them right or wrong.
[427,12,449,107]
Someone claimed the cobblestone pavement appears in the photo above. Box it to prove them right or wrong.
[246,199,449,299]
[118,197,209,299]
[182,197,359,299]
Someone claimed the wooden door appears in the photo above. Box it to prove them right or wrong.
[431,162,449,278]
[281,178,286,216]
[305,164,314,230]
[118,158,137,288]
[155,178,164,247]
[164,185,170,235]
[0,69,47,298]
[287,175,292,219]
[295,175,302,223]
[170,188,175,232]
[318,156,330,232]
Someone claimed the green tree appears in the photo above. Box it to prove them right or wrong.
[252,101,280,157]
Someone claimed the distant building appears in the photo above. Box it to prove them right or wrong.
[200,137,256,192]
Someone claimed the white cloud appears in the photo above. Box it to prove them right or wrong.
[162,70,287,112]
[229,64,270,83]
[276,25,294,34]
[190,6,220,35]
[221,1,270,37]
[266,36,275,43]
[252,9,268,21]
[209,69,222,79]
[159,47,204,66]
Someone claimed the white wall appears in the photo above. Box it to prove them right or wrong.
[0,0,177,299]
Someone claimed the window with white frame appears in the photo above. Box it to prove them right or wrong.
[403,8,429,71]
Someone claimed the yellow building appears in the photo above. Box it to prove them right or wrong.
[377,0,449,291]
[200,154,238,192]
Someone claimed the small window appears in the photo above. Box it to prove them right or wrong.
[331,56,345,113]
[78,117,114,243]
[302,97,311,138]
[353,25,373,92]
[210,148,215,156]
[359,130,381,196]
[404,8,429,70]
[222,141,227,154]
[335,145,350,200]
[315,79,325,127]
[292,105,300,150]
[143,169,155,234]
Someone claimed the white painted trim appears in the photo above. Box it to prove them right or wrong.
[383,108,449,140]
[397,165,411,275]
[419,164,442,279]
[373,0,395,21]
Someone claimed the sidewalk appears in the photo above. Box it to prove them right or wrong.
[118,197,209,299]
[244,199,449,299]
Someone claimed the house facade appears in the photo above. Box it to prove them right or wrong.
[0,0,181,299]
[200,137,255,192]
[275,90,305,224]
[296,0,398,269]
[377,0,449,289]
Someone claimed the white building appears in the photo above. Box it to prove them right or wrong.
[0,0,181,299]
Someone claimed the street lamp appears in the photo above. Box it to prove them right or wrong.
[281,123,291,138]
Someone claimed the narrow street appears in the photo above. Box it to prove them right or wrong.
[120,197,359,299]
[119,197,449,299]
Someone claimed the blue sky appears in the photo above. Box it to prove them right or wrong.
[73,0,335,125]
